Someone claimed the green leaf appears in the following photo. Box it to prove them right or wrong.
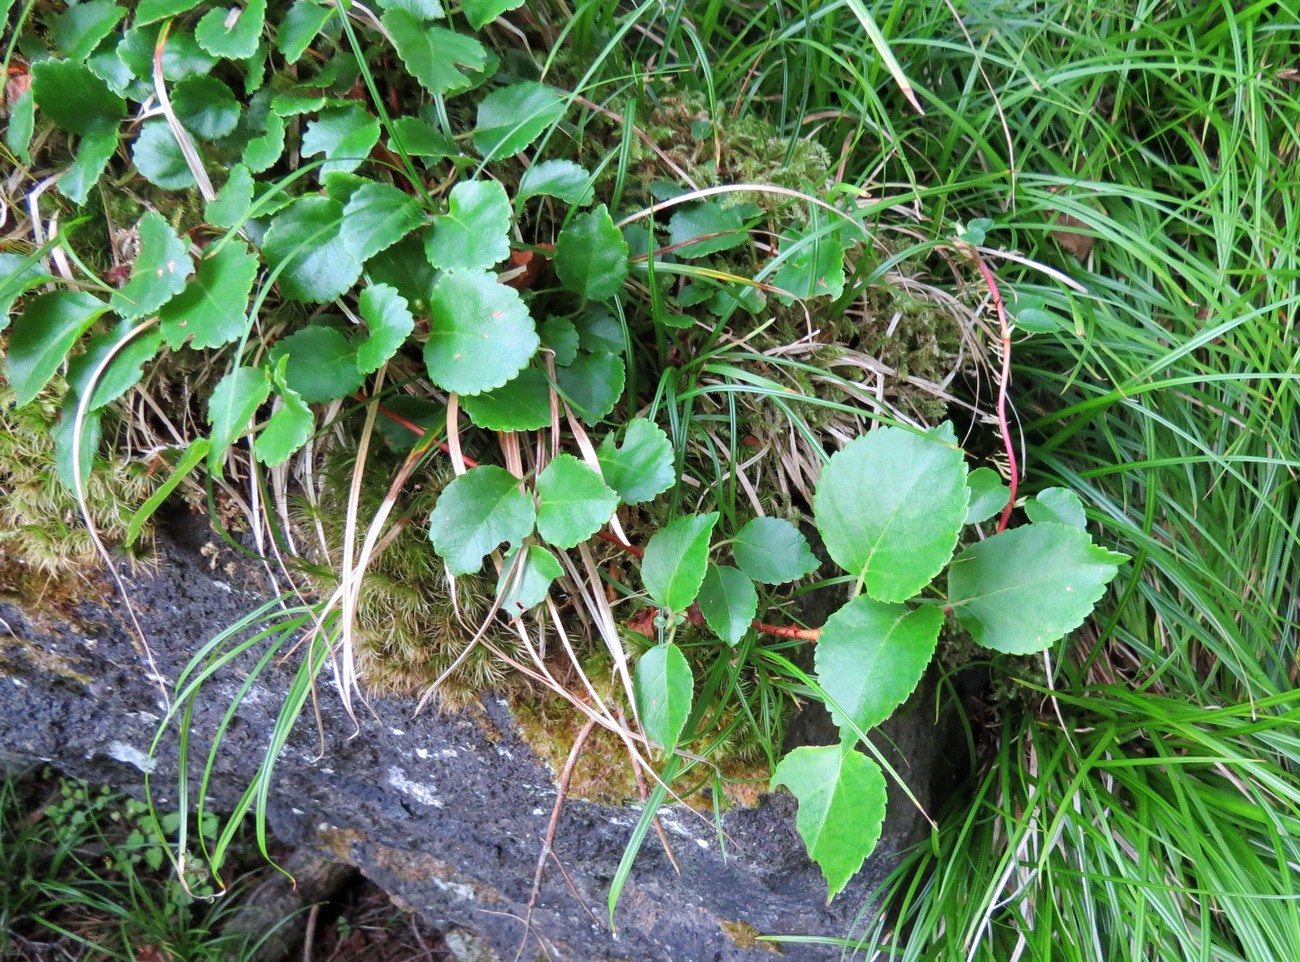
[697,565,757,646]
[668,203,748,257]
[53,402,102,491]
[242,111,285,171]
[262,196,363,303]
[109,212,192,321]
[53,1,125,61]
[195,0,266,59]
[1025,487,1087,528]
[377,0,444,18]
[207,165,254,229]
[572,307,624,354]
[814,423,969,603]
[206,364,271,467]
[172,75,240,140]
[536,454,619,550]
[356,284,414,374]
[268,325,364,403]
[58,129,119,206]
[597,418,675,505]
[66,319,164,411]
[118,25,218,80]
[555,351,624,424]
[460,367,552,431]
[772,220,847,301]
[634,643,693,752]
[375,396,443,450]
[364,235,434,313]
[471,81,565,161]
[423,271,538,396]
[4,292,110,407]
[384,10,487,95]
[771,744,886,901]
[497,545,563,616]
[815,595,941,733]
[133,0,200,24]
[965,466,1009,524]
[642,513,718,612]
[277,1,333,62]
[387,116,456,157]
[6,88,34,164]
[303,105,380,176]
[132,120,196,190]
[554,204,628,300]
[425,180,511,271]
[462,0,524,29]
[428,465,537,575]
[255,385,314,466]
[125,438,211,546]
[517,159,594,207]
[0,253,51,332]
[732,517,819,585]
[342,180,425,262]
[1010,293,1064,334]
[948,524,1128,655]
[31,59,125,137]
[159,242,258,350]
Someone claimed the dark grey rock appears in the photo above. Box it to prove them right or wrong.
[0,511,966,961]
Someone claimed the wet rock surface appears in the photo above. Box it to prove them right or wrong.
[0,511,966,961]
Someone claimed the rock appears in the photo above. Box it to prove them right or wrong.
[0,511,966,961]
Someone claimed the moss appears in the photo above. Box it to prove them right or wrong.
[719,919,781,953]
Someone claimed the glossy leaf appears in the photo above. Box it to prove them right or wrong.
[364,235,433,313]
[59,129,119,206]
[262,196,363,303]
[133,0,200,24]
[948,523,1128,654]
[642,512,718,612]
[172,75,240,140]
[772,220,847,301]
[195,0,266,59]
[31,59,124,137]
[555,351,624,423]
[159,242,257,350]
[1025,487,1087,528]
[814,423,968,603]
[540,317,579,366]
[517,159,594,207]
[771,744,886,901]
[110,212,192,321]
[634,643,693,752]
[428,465,536,575]
[376,0,445,19]
[965,466,1009,524]
[118,24,217,80]
[425,180,511,271]
[697,565,757,646]
[4,292,110,407]
[53,1,125,61]
[597,418,676,505]
[460,367,552,432]
[267,325,364,403]
[356,284,414,374]
[387,116,456,157]
[536,454,619,550]
[278,1,333,62]
[554,204,628,300]
[242,111,285,171]
[384,10,487,95]
[732,517,819,585]
[815,595,942,733]
[342,180,425,262]
[132,120,196,190]
[66,319,164,411]
[668,202,748,257]
[423,271,538,396]
[303,105,381,176]
[471,81,565,161]
[572,308,624,354]
[255,384,314,466]
[206,365,271,467]
[497,545,563,616]
[462,0,524,29]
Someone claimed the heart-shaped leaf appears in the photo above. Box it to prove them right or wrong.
[634,643,693,752]
[268,325,364,404]
[428,465,537,575]
[554,204,628,300]
[262,196,364,303]
[732,517,819,585]
[460,367,552,432]
[425,180,511,271]
[697,565,757,646]
[642,512,718,612]
[471,81,565,161]
[423,271,538,396]
[5,292,110,407]
[535,453,619,550]
[597,418,675,505]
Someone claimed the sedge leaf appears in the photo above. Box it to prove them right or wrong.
[425,180,511,271]
[642,513,718,612]
[423,271,538,396]
[732,517,819,585]
[554,204,628,301]
[634,643,693,752]
[697,565,757,646]
[596,417,675,505]
[428,465,536,575]
[5,292,110,407]
[536,454,619,550]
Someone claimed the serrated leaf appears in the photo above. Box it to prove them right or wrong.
[206,364,271,467]
[109,212,192,321]
[365,235,433,313]
[0,253,51,332]
[53,1,125,61]
[497,545,563,616]
[555,351,624,424]
[4,292,110,407]
[133,0,200,24]
[1025,487,1087,528]
[384,10,487,94]
[554,204,628,300]
[814,423,969,603]
[387,116,456,157]
[6,88,34,164]
[159,242,258,350]
[425,180,510,271]
[303,104,380,176]
[540,316,579,366]
[278,1,333,62]
[772,220,846,301]
[268,325,364,403]
[471,81,565,161]
[342,180,425,262]
[195,0,266,58]
[697,565,757,646]
[948,524,1128,655]
[517,159,594,207]
[118,25,217,79]
[423,270,538,396]
[815,595,941,733]
[132,120,196,190]
[462,0,524,29]
[172,75,240,140]
[242,111,285,171]
[634,643,693,752]
[356,284,414,374]
[377,0,444,18]
[262,196,363,303]
[460,367,552,431]
[668,202,748,257]
[58,129,119,206]
[536,454,619,550]
[732,517,819,585]
[596,418,675,505]
[642,512,718,612]
[771,744,886,901]
[255,386,314,465]
[65,319,164,411]
[428,465,536,575]
[965,466,1009,524]
[53,401,102,491]
[31,59,125,137]
[207,165,254,228]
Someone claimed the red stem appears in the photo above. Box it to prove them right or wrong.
[972,256,1019,534]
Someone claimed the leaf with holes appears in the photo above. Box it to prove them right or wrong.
[461,367,552,432]
[555,352,624,424]
[425,180,511,271]
[172,75,240,140]
[423,271,538,396]
[384,9,487,95]
[814,423,968,603]
[597,418,675,505]
[462,0,524,29]
[697,565,757,646]
[357,284,414,374]
[428,465,536,575]
[1025,487,1087,528]
[31,59,125,137]
[668,203,748,257]
[554,204,628,301]
[342,180,425,262]
[517,159,594,207]
[159,242,257,350]
[303,105,381,177]
[5,292,110,407]
[948,524,1127,655]
[267,326,364,404]
[206,365,271,468]
[771,743,886,901]
[732,517,819,585]
[497,545,563,616]
[634,643,693,752]
[262,196,363,303]
[536,454,619,550]
[965,467,1009,524]
[109,212,192,321]
[642,513,718,613]
[471,82,565,161]
[195,0,266,58]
